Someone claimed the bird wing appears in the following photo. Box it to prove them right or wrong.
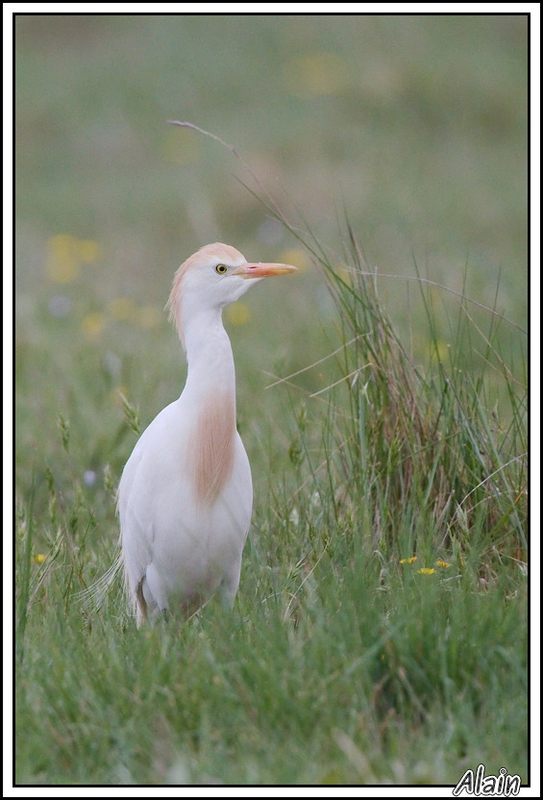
[117,399,253,618]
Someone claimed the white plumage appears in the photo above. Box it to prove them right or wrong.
[117,243,296,624]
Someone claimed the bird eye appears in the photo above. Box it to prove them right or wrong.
[215,263,228,275]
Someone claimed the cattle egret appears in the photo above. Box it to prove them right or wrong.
[117,242,297,625]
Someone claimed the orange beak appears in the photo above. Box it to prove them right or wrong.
[234,262,298,279]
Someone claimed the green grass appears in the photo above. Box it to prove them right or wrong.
[14,14,528,787]
[15,222,527,785]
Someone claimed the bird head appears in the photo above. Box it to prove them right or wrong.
[167,243,297,345]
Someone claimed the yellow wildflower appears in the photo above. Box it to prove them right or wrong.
[137,306,163,329]
[108,297,136,321]
[81,312,106,341]
[45,234,101,283]
[225,302,251,327]
[284,53,349,97]
[279,249,311,272]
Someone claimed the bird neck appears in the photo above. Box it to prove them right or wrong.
[180,308,239,506]
[182,307,237,408]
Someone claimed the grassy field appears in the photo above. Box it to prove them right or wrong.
[14,13,528,787]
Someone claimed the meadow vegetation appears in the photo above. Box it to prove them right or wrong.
[14,14,528,786]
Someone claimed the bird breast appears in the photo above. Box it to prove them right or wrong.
[189,389,236,507]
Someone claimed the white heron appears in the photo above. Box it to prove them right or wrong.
[117,242,296,624]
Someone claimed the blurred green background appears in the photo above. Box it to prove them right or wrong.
[15,12,528,488]
[16,13,527,296]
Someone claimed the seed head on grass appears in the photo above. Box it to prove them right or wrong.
[117,390,141,436]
